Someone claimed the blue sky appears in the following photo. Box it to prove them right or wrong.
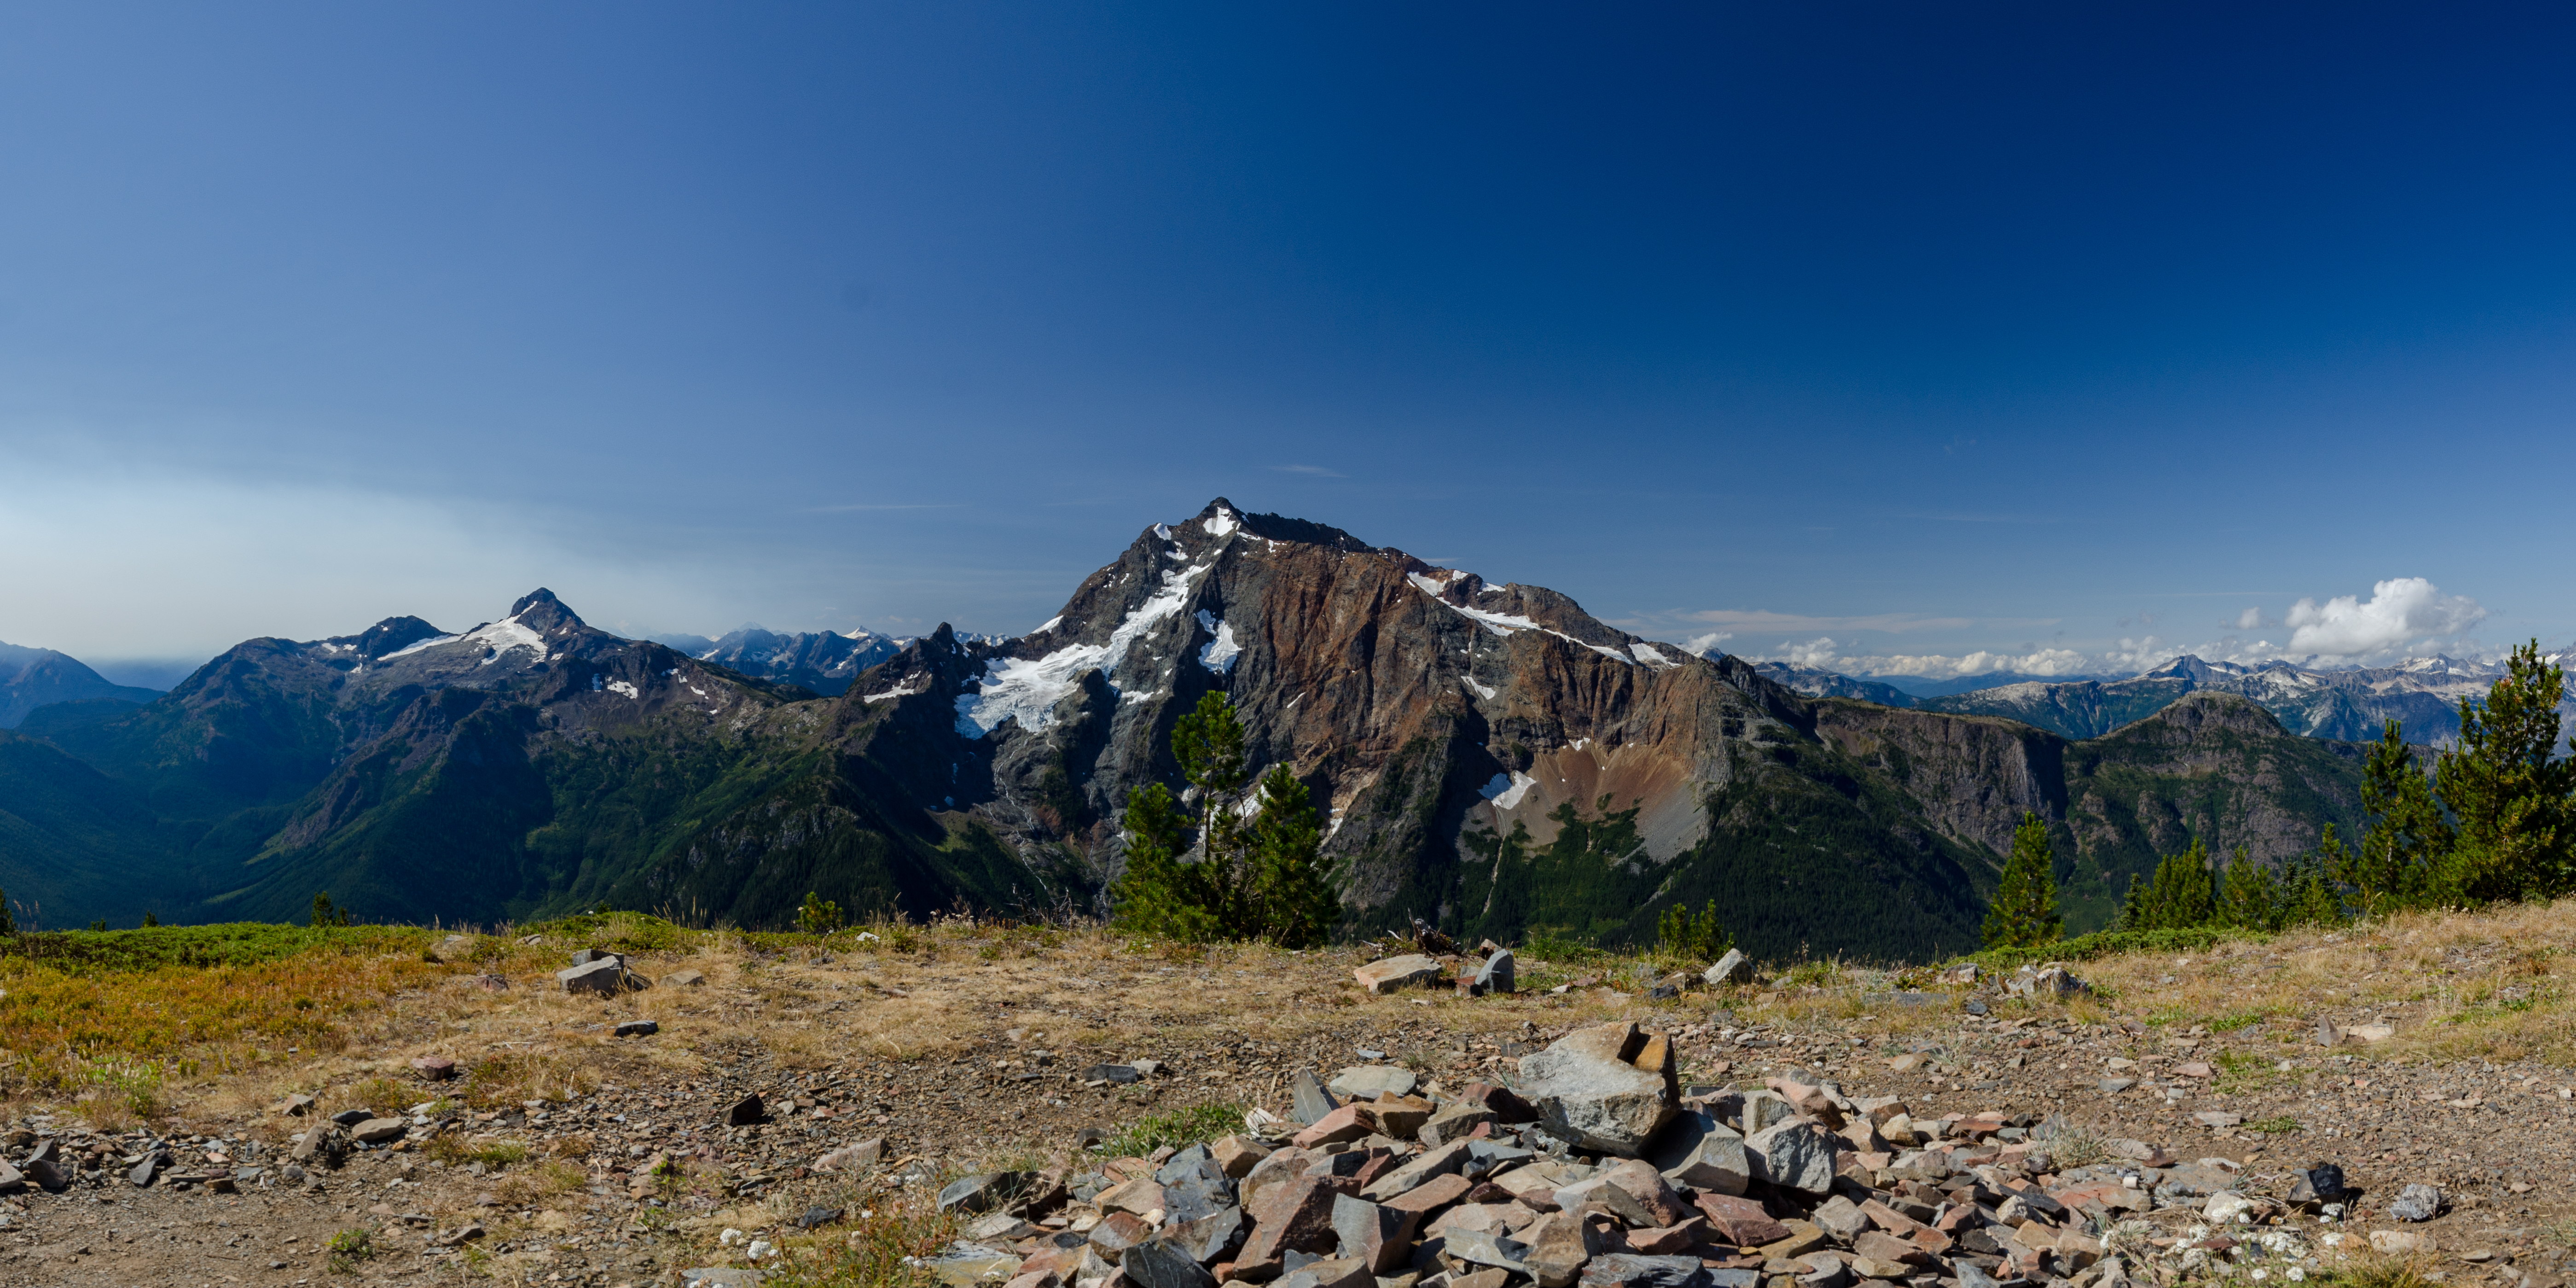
[3,3,2572,686]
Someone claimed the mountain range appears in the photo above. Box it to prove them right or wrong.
[649,627,905,696]
[1753,651,2560,746]
[0,500,2381,959]
[0,643,162,729]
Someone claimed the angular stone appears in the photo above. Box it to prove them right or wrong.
[1474,951,1516,995]
[1596,1159,1689,1228]
[2389,1184,2442,1222]
[411,1056,458,1080]
[1443,1227,1535,1275]
[1744,1121,1838,1195]
[1126,1238,1221,1288]
[1757,1219,1829,1260]
[1423,1100,1497,1147]
[349,1118,409,1145]
[1091,1211,1156,1256]
[1702,949,1753,986]
[1517,1023,1677,1158]
[1242,1178,1347,1265]
[1328,1066,1418,1099]
[329,1108,374,1127]
[557,958,646,996]
[2346,1024,2395,1044]
[1355,955,1446,995]
[1166,1207,1246,1265]
[570,948,620,966]
[1648,1110,1749,1196]
[127,1154,161,1188]
[1294,1104,1375,1149]
[1458,1081,1541,1124]
[276,1093,316,1116]
[1693,1194,1790,1247]
[290,1124,350,1167]
[1385,1172,1474,1214]
[1581,1253,1712,1288]
[1361,1096,1433,1140]
[1737,1091,1796,1135]
[1275,1253,1375,1288]
[615,1020,661,1038]
[1519,1210,1604,1288]
[1097,1177,1169,1217]
[940,1172,1036,1216]
[2287,1163,2349,1207]
[727,1093,768,1126]
[1850,1232,1927,1267]
[663,969,707,986]
[1211,1135,1272,1179]
[1291,1069,1341,1126]
[1625,1218,1708,1256]
[2369,1230,2436,1255]
[1809,1195,1867,1241]
[1331,1194,1421,1273]
[1360,1140,1468,1201]
[1086,1064,1143,1085]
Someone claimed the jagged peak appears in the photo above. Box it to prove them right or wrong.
[508,588,588,634]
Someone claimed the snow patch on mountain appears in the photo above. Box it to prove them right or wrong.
[955,562,1211,737]
[1480,771,1537,810]
[1194,610,1241,673]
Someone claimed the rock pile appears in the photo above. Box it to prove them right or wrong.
[914,1021,2362,1288]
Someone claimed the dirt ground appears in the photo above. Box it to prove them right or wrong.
[9,906,2576,1287]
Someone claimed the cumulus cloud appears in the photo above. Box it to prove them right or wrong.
[2284,577,2486,657]
[1780,636,1840,667]
[1681,630,1733,655]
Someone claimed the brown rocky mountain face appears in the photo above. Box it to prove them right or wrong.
[636,499,2366,960]
[17,502,2369,956]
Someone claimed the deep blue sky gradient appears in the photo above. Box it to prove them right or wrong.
[2,3,2571,679]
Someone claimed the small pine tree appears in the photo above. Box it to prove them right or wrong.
[2437,641,2576,901]
[2123,838,2219,930]
[2217,846,2284,931]
[1982,812,2064,949]
[1656,899,1734,963]
[2280,828,2349,927]
[1246,766,1336,947]
[142,911,159,928]
[0,888,16,938]
[2347,720,2461,913]
[797,892,844,936]
[309,892,351,928]
[1111,781,1225,941]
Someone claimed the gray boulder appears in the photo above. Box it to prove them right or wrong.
[2389,1184,2443,1222]
[1474,950,1515,995]
[1515,1023,1677,1158]
[1648,1110,1750,1195]
[1744,1120,1838,1195]
[1125,1237,1221,1288]
[557,958,648,996]
[1701,949,1752,986]
[1290,1069,1341,1126]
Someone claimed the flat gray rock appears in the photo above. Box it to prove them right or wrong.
[1327,1065,1417,1099]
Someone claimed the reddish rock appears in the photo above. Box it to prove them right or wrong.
[1239,1178,1344,1266]
[1693,1193,1791,1247]
[1383,1172,1474,1214]
[1292,1104,1374,1149]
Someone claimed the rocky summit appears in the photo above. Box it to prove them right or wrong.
[0,499,2383,949]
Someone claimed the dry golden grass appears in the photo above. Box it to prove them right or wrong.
[16,898,2576,1151]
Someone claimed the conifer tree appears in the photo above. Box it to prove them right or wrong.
[1657,899,1734,962]
[2280,828,2348,927]
[0,888,17,938]
[2345,720,2457,913]
[2218,846,2285,931]
[1112,694,1340,944]
[2122,838,2218,930]
[1982,812,2063,949]
[2436,641,2576,901]
[1246,765,1335,948]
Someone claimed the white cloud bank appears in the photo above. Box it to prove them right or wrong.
[1712,577,2494,680]
[2283,577,2487,657]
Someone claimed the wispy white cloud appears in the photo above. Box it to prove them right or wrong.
[1267,464,1346,478]
[1667,609,1988,634]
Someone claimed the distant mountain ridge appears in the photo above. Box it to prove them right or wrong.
[0,502,2379,958]
[652,627,905,696]
[1756,651,2561,745]
[0,642,163,729]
